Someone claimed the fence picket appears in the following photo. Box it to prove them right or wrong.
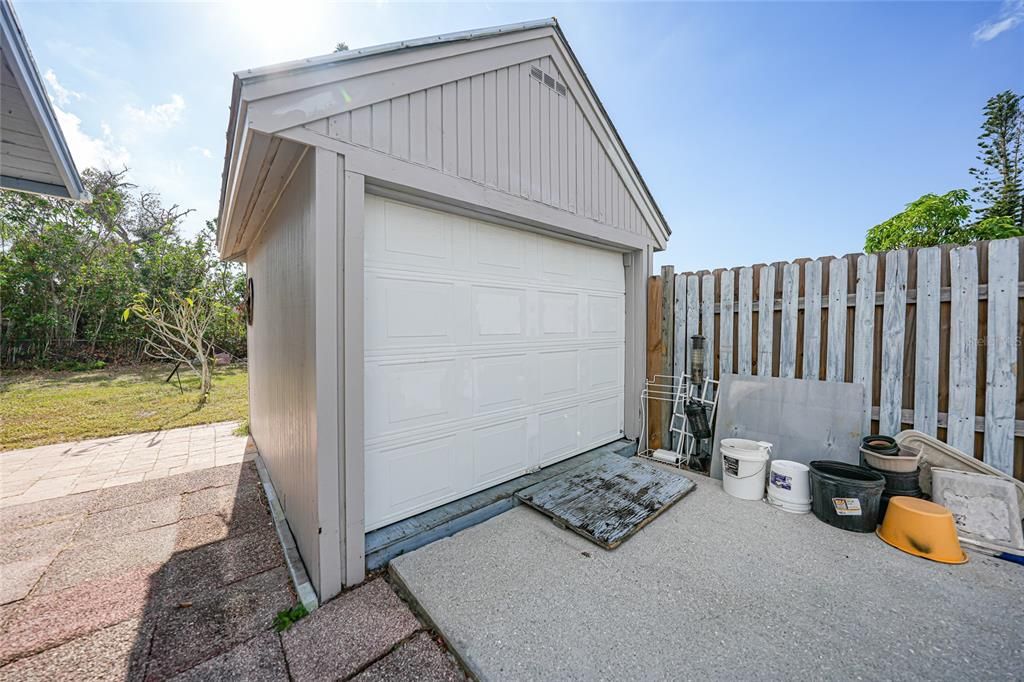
[720,270,735,375]
[738,267,753,375]
[880,250,908,435]
[802,259,823,380]
[913,247,941,436]
[757,265,776,376]
[779,262,800,378]
[686,274,700,374]
[947,246,978,455]
[984,239,1018,474]
[826,258,848,382]
[852,254,878,434]
[673,274,687,383]
[701,273,716,375]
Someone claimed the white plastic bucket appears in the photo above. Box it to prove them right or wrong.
[721,438,772,501]
[766,460,812,514]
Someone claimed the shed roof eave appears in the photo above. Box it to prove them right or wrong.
[0,0,89,202]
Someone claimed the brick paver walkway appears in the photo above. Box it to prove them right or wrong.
[0,422,248,507]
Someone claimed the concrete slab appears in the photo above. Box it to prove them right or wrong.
[352,632,465,682]
[281,579,420,682]
[0,619,146,682]
[392,467,1024,680]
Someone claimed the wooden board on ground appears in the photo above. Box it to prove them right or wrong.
[515,453,697,549]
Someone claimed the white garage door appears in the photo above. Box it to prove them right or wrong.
[363,196,625,530]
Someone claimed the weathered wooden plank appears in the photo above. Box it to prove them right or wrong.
[701,273,716,376]
[720,270,735,377]
[802,259,823,380]
[880,249,908,435]
[947,245,979,455]
[779,262,800,379]
[826,258,848,382]
[659,266,675,448]
[686,274,700,373]
[515,453,697,549]
[738,267,753,375]
[984,238,1018,474]
[852,254,878,434]
[757,265,775,376]
[673,274,687,382]
[913,247,941,436]
[646,275,664,450]
[868,407,1024,438]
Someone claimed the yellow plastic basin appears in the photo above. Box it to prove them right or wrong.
[876,497,968,564]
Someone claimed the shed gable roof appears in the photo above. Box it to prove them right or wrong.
[219,19,669,258]
[0,0,88,201]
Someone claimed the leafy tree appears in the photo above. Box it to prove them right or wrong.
[124,289,221,405]
[970,90,1023,227]
[864,189,1020,253]
[334,42,349,53]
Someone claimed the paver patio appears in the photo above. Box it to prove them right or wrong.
[0,438,464,680]
[0,422,248,507]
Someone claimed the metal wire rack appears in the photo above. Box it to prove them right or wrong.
[638,373,719,471]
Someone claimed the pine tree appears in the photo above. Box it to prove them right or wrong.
[969,90,1024,228]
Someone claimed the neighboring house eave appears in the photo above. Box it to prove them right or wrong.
[0,0,89,202]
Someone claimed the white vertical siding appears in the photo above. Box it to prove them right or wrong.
[246,152,321,589]
[317,59,651,240]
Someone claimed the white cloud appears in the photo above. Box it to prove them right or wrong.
[188,145,213,159]
[53,104,131,171]
[124,94,186,130]
[974,0,1024,42]
[42,69,83,107]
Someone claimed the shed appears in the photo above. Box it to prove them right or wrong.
[218,18,670,602]
[1,0,88,200]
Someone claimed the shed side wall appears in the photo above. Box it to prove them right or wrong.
[246,152,321,589]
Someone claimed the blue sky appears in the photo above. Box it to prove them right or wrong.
[14,1,1023,271]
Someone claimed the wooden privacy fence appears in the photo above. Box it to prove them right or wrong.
[647,236,1023,481]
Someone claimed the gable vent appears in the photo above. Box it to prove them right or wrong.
[529,66,566,97]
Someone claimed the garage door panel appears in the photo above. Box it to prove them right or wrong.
[472,354,529,414]
[472,418,531,487]
[471,286,527,340]
[538,350,580,401]
[539,291,580,338]
[365,358,461,438]
[472,222,529,275]
[364,196,624,530]
[588,294,624,338]
[367,434,461,525]
[583,395,624,446]
[367,276,458,347]
[538,405,581,466]
[586,346,624,391]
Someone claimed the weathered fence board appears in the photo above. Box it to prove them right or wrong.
[720,270,735,376]
[984,239,1018,475]
[947,245,978,455]
[701,273,715,375]
[880,249,908,436]
[780,262,800,379]
[852,254,877,435]
[802,259,822,380]
[652,236,1023,481]
[913,247,941,436]
[826,258,848,382]
[737,267,753,375]
[758,265,775,376]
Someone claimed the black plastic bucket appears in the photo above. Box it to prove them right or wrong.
[861,435,899,456]
[876,467,922,495]
[808,461,886,532]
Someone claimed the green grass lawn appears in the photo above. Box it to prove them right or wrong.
[1,364,249,451]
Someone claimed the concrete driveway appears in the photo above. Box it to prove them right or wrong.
[392,466,1024,680]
